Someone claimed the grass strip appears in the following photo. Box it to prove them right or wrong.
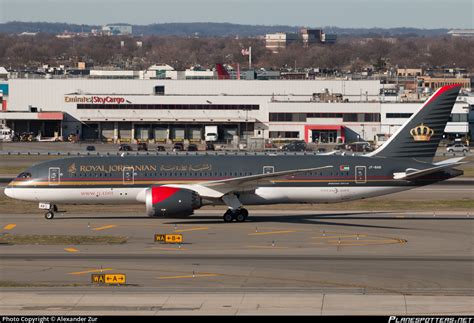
[0,281,89,287]
[0,234,127,245]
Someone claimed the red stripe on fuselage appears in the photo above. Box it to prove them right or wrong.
[151,186,180,204]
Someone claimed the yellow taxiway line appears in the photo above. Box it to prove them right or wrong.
[157,273,220,280]
[314,238,407,246]
[3,224,16,230]
[64,248,79,253]
[174,227,208,233]
[68,268,114,275]
[91,225,117,231]
[249,230,296,236]
[312,234,368,239]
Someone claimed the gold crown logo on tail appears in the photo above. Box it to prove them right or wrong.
[410,123,434,141]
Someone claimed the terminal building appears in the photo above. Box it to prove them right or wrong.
[0,79,472,146]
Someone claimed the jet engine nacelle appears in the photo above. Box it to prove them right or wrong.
[145,186,201,217]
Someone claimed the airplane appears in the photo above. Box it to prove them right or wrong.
[4,84,465,222]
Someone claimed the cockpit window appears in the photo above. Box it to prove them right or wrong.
[17,172,32,179]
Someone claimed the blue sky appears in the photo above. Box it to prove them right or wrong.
[0,0,472,28]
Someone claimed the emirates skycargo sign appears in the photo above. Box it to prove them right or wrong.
[65,95,126,104]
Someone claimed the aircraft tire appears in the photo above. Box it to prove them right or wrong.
[235,212,246,222]
[223,210,234,222]
[45,212,54,220]
[240,208,249,217]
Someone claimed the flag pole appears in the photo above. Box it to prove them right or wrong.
[249,46,252,70]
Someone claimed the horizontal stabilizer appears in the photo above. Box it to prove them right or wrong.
[393,162,464,180]
[433,157,466,166]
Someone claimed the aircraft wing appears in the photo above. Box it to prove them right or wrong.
[393,158,465,180]
[164,165,333,198]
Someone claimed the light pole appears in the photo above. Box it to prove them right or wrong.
[245,106,249,145]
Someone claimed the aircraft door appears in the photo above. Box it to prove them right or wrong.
[123,167,135,185]
[48,167,61,185]
[263,166,274,174]
[355,166,366,184]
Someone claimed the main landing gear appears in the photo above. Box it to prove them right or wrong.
[221,193,248,222]
[223,208,249,222]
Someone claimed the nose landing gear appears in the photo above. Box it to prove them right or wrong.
[40,203,58,220]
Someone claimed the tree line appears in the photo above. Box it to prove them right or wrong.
[0,33,472,73]
[0,21,449,37]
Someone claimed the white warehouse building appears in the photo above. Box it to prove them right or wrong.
[0,79,471,145]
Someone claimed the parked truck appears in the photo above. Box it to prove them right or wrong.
[205,126,218,142]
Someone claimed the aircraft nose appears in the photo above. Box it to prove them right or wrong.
[4,179,18,199]
[4,185,15,199]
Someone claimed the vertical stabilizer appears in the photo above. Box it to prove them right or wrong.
[216,63,230,80]
[368,84,461,160]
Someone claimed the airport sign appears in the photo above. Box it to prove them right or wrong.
[155,234,183,244]
[91,273,126,285]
